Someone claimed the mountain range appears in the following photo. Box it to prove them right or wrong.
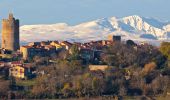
[20,15,170,44]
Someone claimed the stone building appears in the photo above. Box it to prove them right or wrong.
[20,46,33,60]
[20,46,47,60]
[1,13,20,51]
[89,65,109,71]
[112,36,121,42]
[108,35,121,42]
[20,45,56,60]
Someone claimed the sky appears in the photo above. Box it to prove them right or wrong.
[0,0,170,26]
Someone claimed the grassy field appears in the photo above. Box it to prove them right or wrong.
[16,79,36,87]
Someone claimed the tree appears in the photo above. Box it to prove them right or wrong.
[69,60,83,75]
[73,77,83,97]
[57,49,69,60]
[33,56,49,65]
[62,83,73,98]
[31,76,49,98]
[151,76,169,95]
[160,42,170,60]
[0,80,10,98]
[142,62,157,76]
[160,42,170,68]
[92,77,100,95]
[119,86,127,96]
[69,44,80,60]
[102,54,116,66]
[102,42,137,67]
[81,73,93,96]
[126,40,136,46]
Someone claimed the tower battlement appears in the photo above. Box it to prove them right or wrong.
[2,19,9,23]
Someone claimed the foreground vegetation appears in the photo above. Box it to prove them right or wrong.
[0,42,170,99]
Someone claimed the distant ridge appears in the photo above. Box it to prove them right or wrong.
[20,15,170,44]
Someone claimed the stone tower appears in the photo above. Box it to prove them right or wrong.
[1,13,20,51]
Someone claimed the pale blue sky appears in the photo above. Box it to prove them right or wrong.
[0,0,170,26]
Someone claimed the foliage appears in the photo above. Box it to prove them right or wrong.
[69,44,80,60]
[102,42,167,69]
[0,79,10,97]
[0,42,170,99]
[142,62,157,75]
[160,42,170,60]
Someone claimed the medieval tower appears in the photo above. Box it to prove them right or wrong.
[1,13,20,51]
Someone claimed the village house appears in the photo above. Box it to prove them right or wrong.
[0,61,5,67]
[44,45,56,54]
[9,65,25,78]
[9,65,34,79]
[50,41,62,50]
[20,46,45,60]
[0,48,12,54]
[19,37,122,60]
[11,61,22,67]
[20,46,34,60]
[0,61,22,68]
[20,44,56,60]
[40,41,51,46]
[60,41,73,50]
[28,42,41,46]
[101,40,113,46]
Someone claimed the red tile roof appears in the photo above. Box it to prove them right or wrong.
[21,46,33,48]
[11,61,22,65]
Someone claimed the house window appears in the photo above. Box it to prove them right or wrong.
[20,69,23,73]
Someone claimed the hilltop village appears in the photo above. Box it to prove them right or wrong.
[0,13,135,79]
[0,14,170,99]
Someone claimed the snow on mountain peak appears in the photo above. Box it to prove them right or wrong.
[20,15,170,43]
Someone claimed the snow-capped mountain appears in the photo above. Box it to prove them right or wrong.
[20,15,170,43]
